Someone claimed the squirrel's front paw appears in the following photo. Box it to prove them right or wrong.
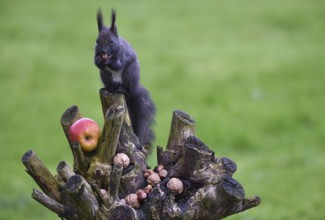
[95,56,104,68]
[106,83,127,95]
[115,85,127,95]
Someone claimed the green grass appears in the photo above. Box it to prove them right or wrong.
[1,0,324,219]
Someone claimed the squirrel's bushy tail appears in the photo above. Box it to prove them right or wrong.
[126,86,156,146]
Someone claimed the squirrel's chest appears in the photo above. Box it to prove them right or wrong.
[104,66,123,83]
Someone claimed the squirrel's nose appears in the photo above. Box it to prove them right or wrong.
[100,49,107,55]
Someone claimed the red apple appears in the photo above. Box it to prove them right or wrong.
[69,118,100,152]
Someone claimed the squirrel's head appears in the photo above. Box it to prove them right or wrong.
[95,9,120,66]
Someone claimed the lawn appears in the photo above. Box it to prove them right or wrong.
[0,0,324,219]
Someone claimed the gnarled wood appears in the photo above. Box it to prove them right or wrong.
[22,90,260,220]
[158,110,196,169]
[99,88,132,127]
[167,110,196,149]
[169,136,215,183]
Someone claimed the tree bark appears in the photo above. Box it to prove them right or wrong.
[60,105,82,149]
[95,104,125,164]
[167,110,196,150]
[57,161,75,182]
[65,175,99,219]
[108,164,123,204]
[22,150,61,202]
[32,189,75,218]
[60,106,88,175]
[158,110,196,170]
[71,142,88,176]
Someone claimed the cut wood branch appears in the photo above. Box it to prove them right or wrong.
[22,150,61,201]
[169,136,216,183]
[107,204,137,220]
[60,105,82,149]
[167,110,196,149]
[158,110,196,169]
[241,196,261,212]
[96,104,125,164]
[99,88,132,125]
[71,142,89,175]
[91,183,110,208]
[99,88,139,149]
[108,164,123,204]
[65,175,99,219]
[57,161,75,182]
[32,188,75,218]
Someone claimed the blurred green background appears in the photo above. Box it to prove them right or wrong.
[1,0,324,219]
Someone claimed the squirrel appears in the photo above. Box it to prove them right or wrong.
[94,9,156,146]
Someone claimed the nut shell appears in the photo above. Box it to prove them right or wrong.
[143,169,154,177]
[125,193,140,209]
[155,164,164,172]
[113,153,130,168]
[167,178,184,194]
[147,172,161,185]
[136,189,147,201]
[159,169,168,178]
[144,185,153,194]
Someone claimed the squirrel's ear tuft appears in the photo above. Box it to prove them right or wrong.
[110,9,118,36]
[97,9,104,32]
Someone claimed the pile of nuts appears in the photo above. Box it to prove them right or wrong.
[124,164,184,209]
[144,164,167,185]
[113,153,184,209]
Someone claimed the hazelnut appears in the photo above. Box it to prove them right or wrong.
[125,193,140,209]
[144,184,153,194]
[147,173,161,186]
[136,189,147,201]
[158,169,168,178]
[143,169,154,177]
[113,153,130,168]
[155,164,164,172]
[167,178,183,194]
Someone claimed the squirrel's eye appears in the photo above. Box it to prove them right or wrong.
[110,40,114,45]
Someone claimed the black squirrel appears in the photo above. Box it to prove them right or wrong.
[94,9,156,146]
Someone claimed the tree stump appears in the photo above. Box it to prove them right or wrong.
[22,88,260,219]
